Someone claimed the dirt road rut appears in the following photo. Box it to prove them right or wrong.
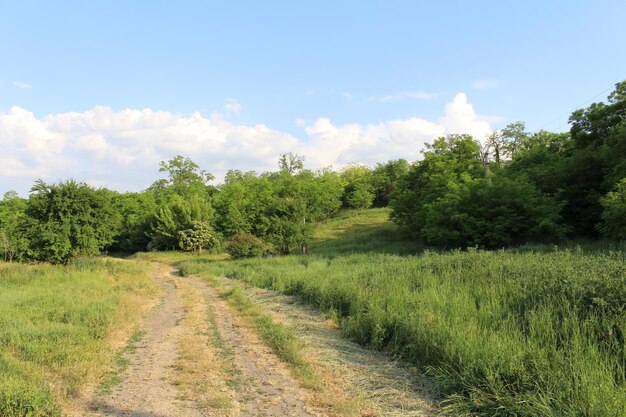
[79,264,437,417]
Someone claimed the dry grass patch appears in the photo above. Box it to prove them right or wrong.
[171,278,236,416]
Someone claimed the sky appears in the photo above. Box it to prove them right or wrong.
[1,0,625,195]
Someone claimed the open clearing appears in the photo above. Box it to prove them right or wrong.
[77,263,437,417]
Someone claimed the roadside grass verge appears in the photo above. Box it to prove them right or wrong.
[97,328,144,396]
[0,258,159,417]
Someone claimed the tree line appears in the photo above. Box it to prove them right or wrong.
[1,81,625,263]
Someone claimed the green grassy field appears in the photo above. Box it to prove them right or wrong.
[0,258,158,417]
[155,208,626,417]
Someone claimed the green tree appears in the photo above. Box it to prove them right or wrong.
[371,159,409,207]
[149,193,215,250]
[340,165,375,209]
[597,178,626,239]
[421,175,566,248]
[0,191,28,261]
[562,80,626,236]
[110,191,158,252]
[24,180,118,263]
[390,134,483,238]
[278,152,305,175]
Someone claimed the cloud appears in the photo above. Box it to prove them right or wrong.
[223,99,242,116]
[12,81,32,90]
[471,79,499,90]
[438,93,494,141]
[0,93,497,194]
[294,118,306,127]
[369,91,435,103]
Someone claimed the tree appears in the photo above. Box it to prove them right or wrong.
[371,159,409,207]
[0,191,28,261]
[390,134,483,238]
[278,153,305,175]
[420,175,566,248]
[562,81,626,236]
[110,191,158,252]
[597,178,626,240]
[340,165,374,209]
[151,155,215,198]
[23,180,118,263]
[149,193,215,250]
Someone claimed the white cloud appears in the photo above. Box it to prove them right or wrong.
[439,93,494,141]
[471,79,500,90]
[224,99,242,116]
[0,158,35,177]
[369,91,435,103]
[0,93,498,194]
[12,81,32,90]
[341,92,353,100]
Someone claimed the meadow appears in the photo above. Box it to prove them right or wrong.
[162,208,626,417]
[0,258,158,417]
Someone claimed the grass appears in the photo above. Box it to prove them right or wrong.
[216,282,321,389]
[97,328,145,395]
[149,208,626,417]
[0,257,159,417]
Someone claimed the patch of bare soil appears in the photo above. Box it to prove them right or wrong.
[215,277,439,417]
[185,277,323,417]
[78,265,323,417]
[77,264,437,417]
[83,265,205,417]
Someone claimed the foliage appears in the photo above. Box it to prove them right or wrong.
[178,220,220,253]
[110,191,157,252]
[390,134,483,240]
[421,176,566,248]
[226,232,271,259]
[149,190,215,250]
[155,154,214,196]
[0,192,28,262]
[278,152,305,175]
[171,210,626,417]
[23,180,119,264]
[371,159,409,207]
[598,178,626,239]
[340,164,374,209]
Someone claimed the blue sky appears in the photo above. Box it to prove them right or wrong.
[1,1,625,194]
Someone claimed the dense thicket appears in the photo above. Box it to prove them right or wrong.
[1,82,625,262]
[391,81,626,247]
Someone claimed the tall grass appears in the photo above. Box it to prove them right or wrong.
[164,209,625,416]
[0,258,158,417]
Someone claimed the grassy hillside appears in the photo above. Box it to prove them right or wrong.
[162,209,626,417]
[0,258,158,417]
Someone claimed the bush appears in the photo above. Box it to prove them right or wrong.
[226,232,271,259]
[178,220,220,253]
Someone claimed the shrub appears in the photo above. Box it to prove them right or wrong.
[226,232,270,259]
[178,220,220,253]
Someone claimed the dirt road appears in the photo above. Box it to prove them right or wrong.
[79,264,437,417]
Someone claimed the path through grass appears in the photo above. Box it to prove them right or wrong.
[142,209,626,416]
